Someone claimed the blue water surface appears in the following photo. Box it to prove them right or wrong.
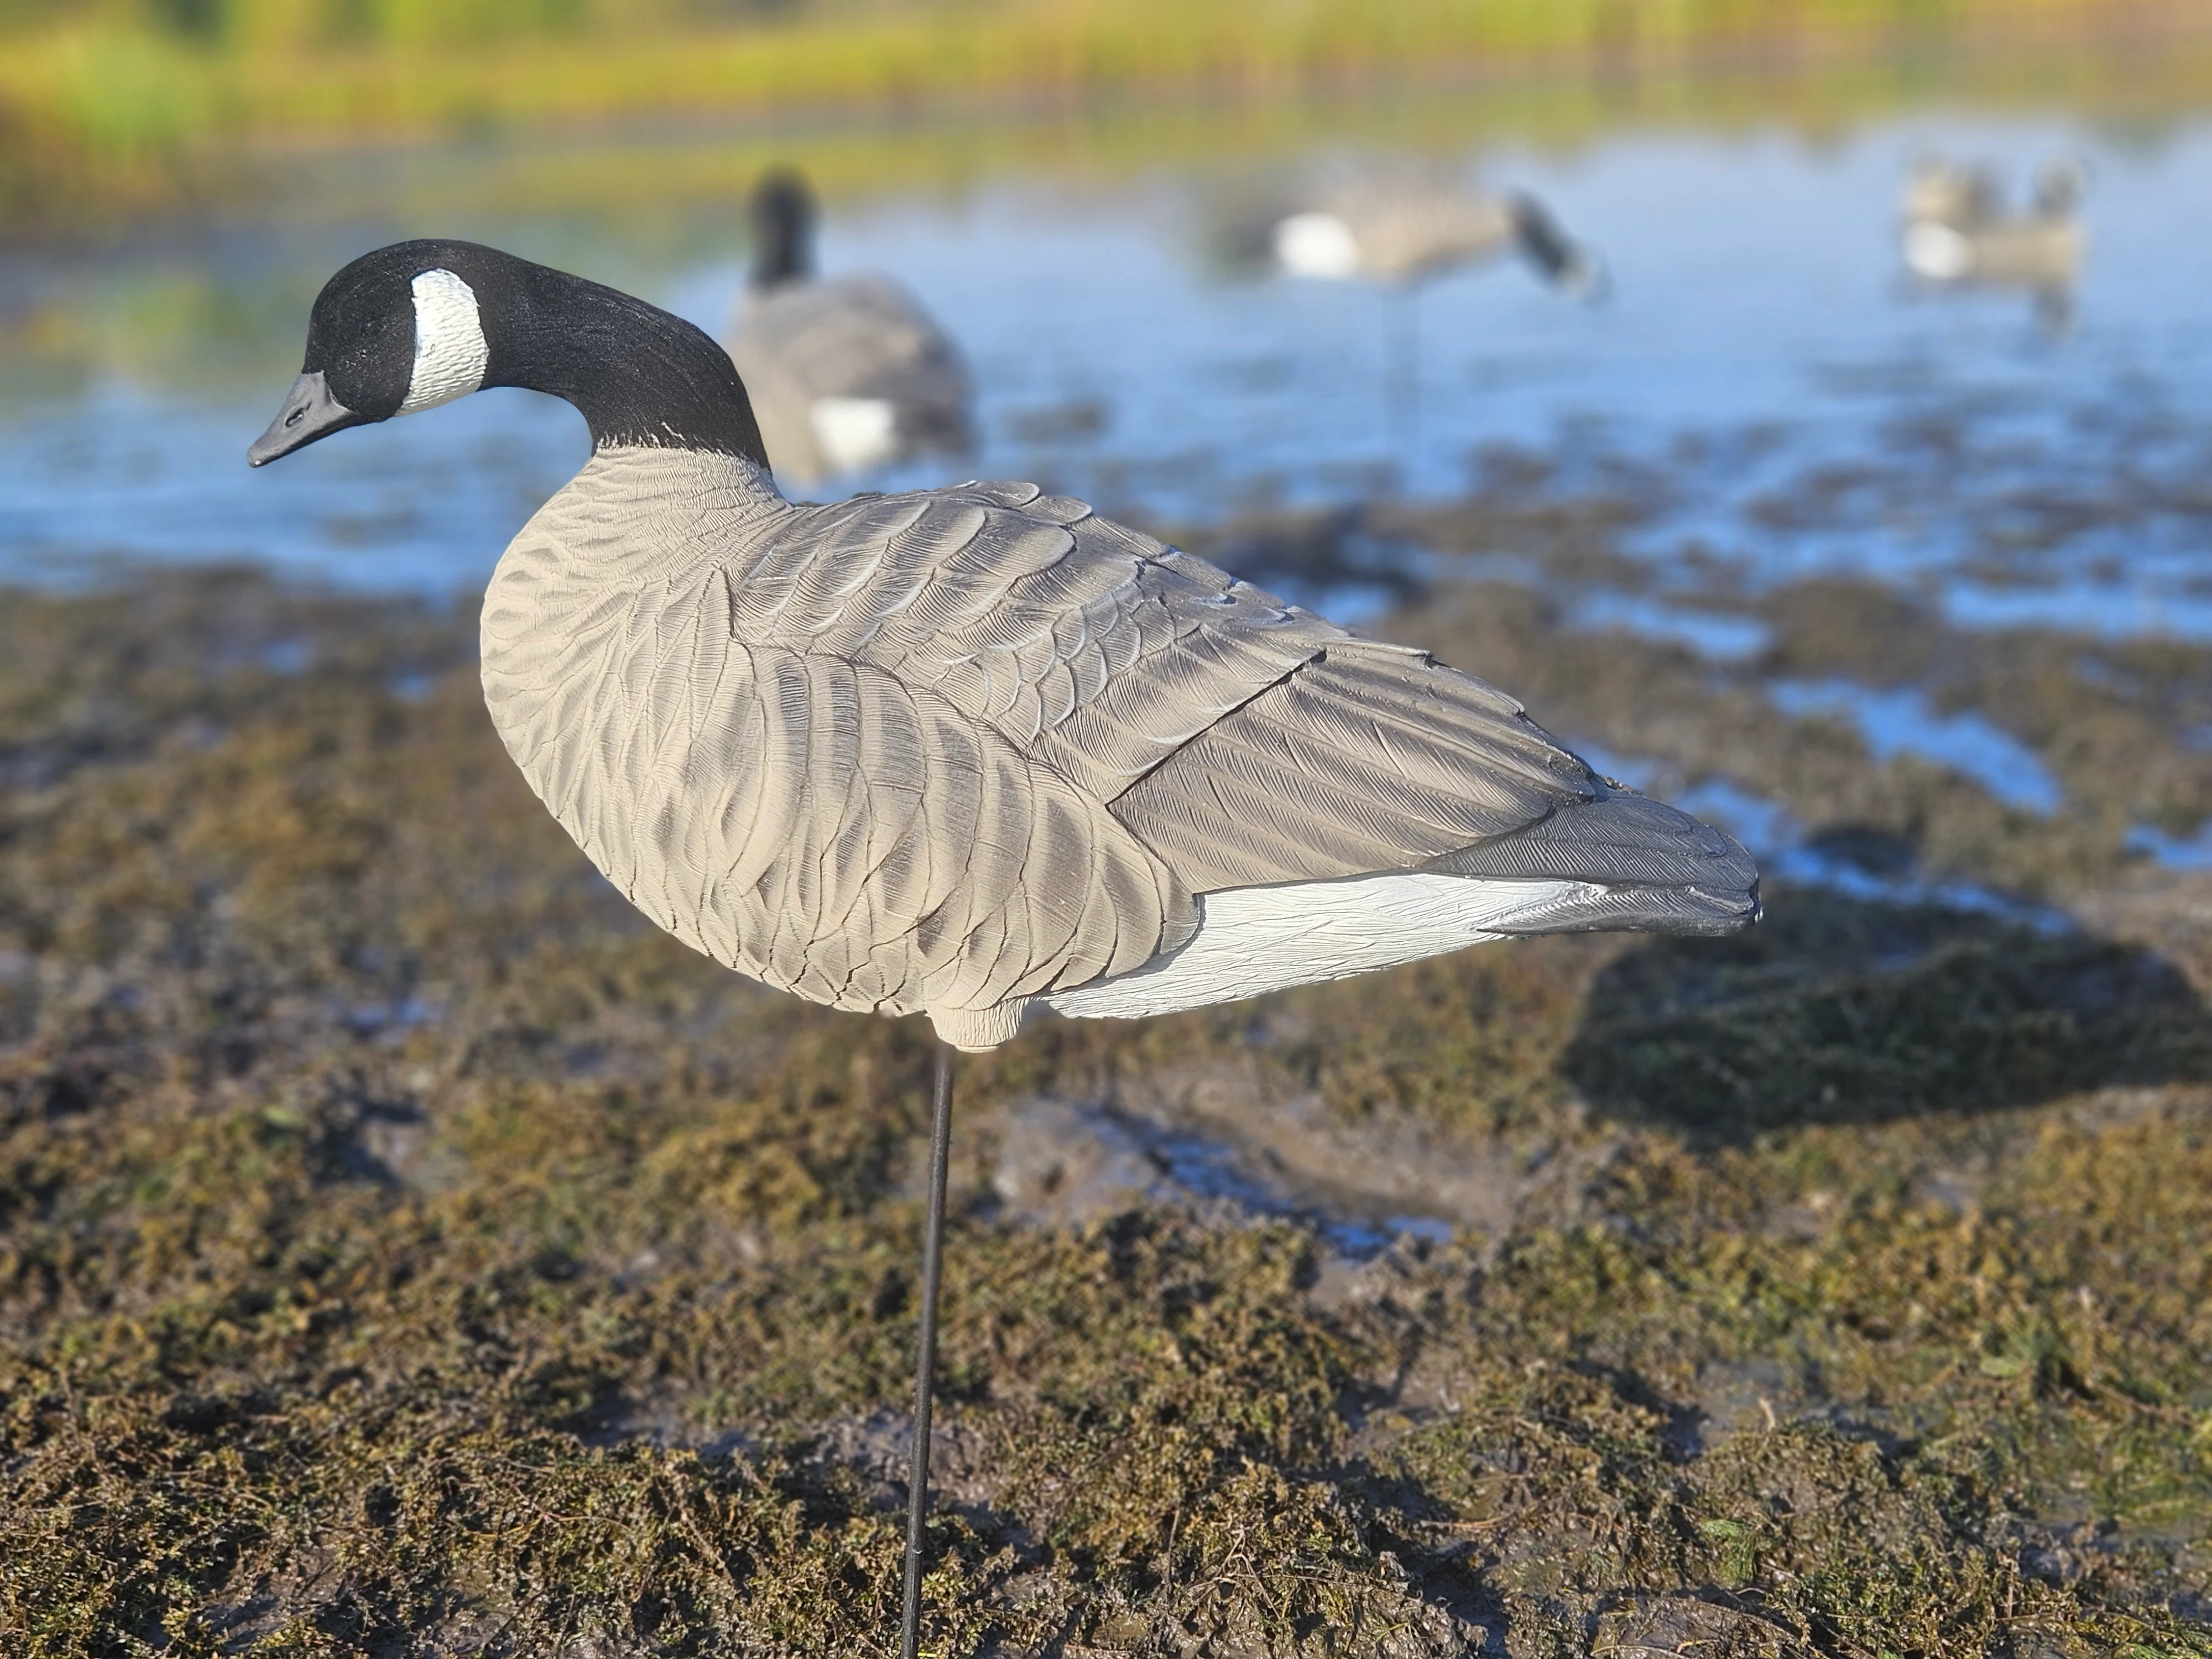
[6,113,2210,624]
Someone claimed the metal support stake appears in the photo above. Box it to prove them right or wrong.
[899,1042,955,1659]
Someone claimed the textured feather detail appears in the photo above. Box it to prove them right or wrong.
[481,447,1755,1042]
[1110,649,1594,890]
[1425,787,1759,892]
[481,448,1196,1025]
[1473,880,1758,938]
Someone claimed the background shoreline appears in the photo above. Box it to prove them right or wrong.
[7,0,2212,234]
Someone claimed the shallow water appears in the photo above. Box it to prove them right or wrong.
[1767,680,2065,812]
[5,112,2210,611]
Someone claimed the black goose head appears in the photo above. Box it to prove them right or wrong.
[249,239,770,468]
[749,168,817,291]
[1506,194,1606,303]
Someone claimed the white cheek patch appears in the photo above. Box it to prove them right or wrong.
[398,268,489,415]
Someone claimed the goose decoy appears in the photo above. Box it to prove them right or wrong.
[1900,154,2085,331]
[1273,176,1605,297]
[1900,154,1999,234]
[247,240,1757,1658]
[727,168,974,486]
[1270,173,1605,440]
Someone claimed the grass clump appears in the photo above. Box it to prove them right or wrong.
[1,566,2209,1653]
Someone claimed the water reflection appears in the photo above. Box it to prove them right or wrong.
[1766,680,2065,813]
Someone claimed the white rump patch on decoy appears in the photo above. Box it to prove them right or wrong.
[399,268,489,415]
[1044,872,1598,1021]
[1274,212,1363,279]
[1902,221,1975,281]
[810,396,899,473]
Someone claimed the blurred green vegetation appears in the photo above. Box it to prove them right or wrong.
[3,0,2211,231]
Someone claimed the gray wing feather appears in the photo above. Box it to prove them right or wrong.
[1426,789,1760,936]
[1110,646,1597,890]
[739,482,1341,809]
[1428,786,1753,887]
[752,479,1749,936]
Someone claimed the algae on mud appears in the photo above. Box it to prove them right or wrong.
[2,550,2210,1654]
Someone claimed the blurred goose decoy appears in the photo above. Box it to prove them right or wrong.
[1900,153,1999,233]
[1274,175,1605,297]
[248,239,1756,1659]
[1901,154,2085,330]
[728,168,974,485]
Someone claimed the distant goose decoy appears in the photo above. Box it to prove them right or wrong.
[728,168,974,485]
[1274,176,1605,296]
[248,240,1756,1658]
[1900,154,2085,330]
[1271,173,1605,439]
[1900,154,1998,235]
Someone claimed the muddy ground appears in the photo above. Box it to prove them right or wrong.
[3,440,2212,1656]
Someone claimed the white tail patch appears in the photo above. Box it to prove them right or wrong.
[399,268,489,415]
[1044,872,1597,1020]
[1274,212,1363,279]
[809,396,900,473]
[1903,221,1975,281]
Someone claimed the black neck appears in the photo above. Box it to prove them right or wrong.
[750,173,816,289]
[485,261,770,465]
[752,216,812,289]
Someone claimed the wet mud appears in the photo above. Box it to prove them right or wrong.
[4,462,2212,1653]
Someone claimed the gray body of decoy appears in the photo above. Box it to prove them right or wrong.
[1900,154,2085,292]
[728,169,974,485]
[480,446,1754,1050]
[1274,175,1605,297]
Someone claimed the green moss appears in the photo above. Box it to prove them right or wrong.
[1,566,2209,1653]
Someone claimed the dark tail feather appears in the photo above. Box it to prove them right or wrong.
[1426,787,1760,937]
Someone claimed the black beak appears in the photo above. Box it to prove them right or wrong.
[248,371,363,466]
